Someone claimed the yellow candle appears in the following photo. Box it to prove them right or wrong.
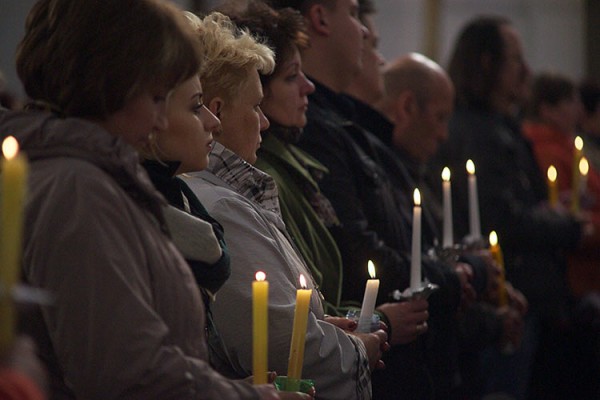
[579,157,589,196]
[1,136,29,351]
[357,260,380,333]
[466,160,481,239]
[571,136,584,213]
[253,271,269,385]
[547,165,558,208]
[287,274,311,380]
[442,167,453,248]
[489,231,507,307]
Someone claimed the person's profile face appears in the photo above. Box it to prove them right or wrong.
[156,76,220,173]
[101,87,169,147]
[216,68,270,164]
[262,49,315,129]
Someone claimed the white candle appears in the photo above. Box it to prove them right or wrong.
[410,189,422,290]
[441,167,453,248]
[357,260,380,333]
[466,160,481,239]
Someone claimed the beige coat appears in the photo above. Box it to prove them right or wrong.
[0,110,259,400]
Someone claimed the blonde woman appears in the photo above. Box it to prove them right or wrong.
[181,12,387,400]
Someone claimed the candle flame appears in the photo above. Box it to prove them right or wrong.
[299,274,307,289]
[413,188,421,206]
[575,136,584,151]
[255,271,266,281]
[489,230,498,246]
[466,159,475,175]
[441,167,451,182]
[579,157,589,176]
[2,136,19,160]
[547,165,557,182]
[368,260,376,279]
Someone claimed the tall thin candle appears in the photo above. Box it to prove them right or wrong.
[410,189,422,290]
[466,160,481,239]
[441,167,453,248]
[488,231,507,306]
[357,260,380,333]
[252,271,269,384]
[571,136,584,213]
[547,165,558,208]
[287,274,311,380]
[0,136,28,351]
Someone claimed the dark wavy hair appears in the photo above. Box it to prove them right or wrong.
[447,15,511,110]
[231,1,309,89]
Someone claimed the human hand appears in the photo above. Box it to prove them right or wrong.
[454,262,477,308]
[497,306,524,349]
[0,335,47,394]
[324,316,358,332]
[505,282,528,317]
[354,329,389,371]
[376,299,429,345]
[255,384,314,400]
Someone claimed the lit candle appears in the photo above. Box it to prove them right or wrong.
[488,231,507,307]
[287,274,312,380]
[571,136,584,213]
[1,136,29,351]
[252,271,269,385]
[547,165,558,208]
[579,156,589,196]
[441,167,453,248]
[357,260,380,333]
[410,189,422,291]
[466,160,481,239]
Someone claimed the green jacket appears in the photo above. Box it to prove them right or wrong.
[256,132,346,315]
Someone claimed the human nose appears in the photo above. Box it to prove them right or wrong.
[258,107,270,131]
[301,72,315,95]
[201,105,221,133]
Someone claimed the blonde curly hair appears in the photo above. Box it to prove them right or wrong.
[185,11,275,104]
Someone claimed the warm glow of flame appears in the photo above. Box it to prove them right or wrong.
[580,157,589,176]
[466,159,475,175]
[299,274,307,289]
[442,167,451,182]
[368,260,376,279]
[575,136,584,151]
[489,230,498,246]
[2,136,19,160]
[413,188,421,206]
[255,271,266,281]
[547,165,557,182]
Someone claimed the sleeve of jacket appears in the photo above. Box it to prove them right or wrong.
[23,167,259,400]
[207,195,368,400]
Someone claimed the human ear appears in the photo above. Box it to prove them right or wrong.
[306,4,330,35]
[208,97,224,118]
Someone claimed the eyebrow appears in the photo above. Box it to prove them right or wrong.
[191,92,202,101]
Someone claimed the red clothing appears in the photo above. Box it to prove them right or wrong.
[0,369,45,400]
[524,121,600,296]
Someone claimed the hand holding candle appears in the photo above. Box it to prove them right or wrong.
[547,165,558,208]
[488,231,507,307]
[1,136,28,352]
[287,274,311,381]
[410,189,422,291]
[252,271,269,385]
[441,167,453,248]
[466,160,481,239]
[357,260,380,333]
